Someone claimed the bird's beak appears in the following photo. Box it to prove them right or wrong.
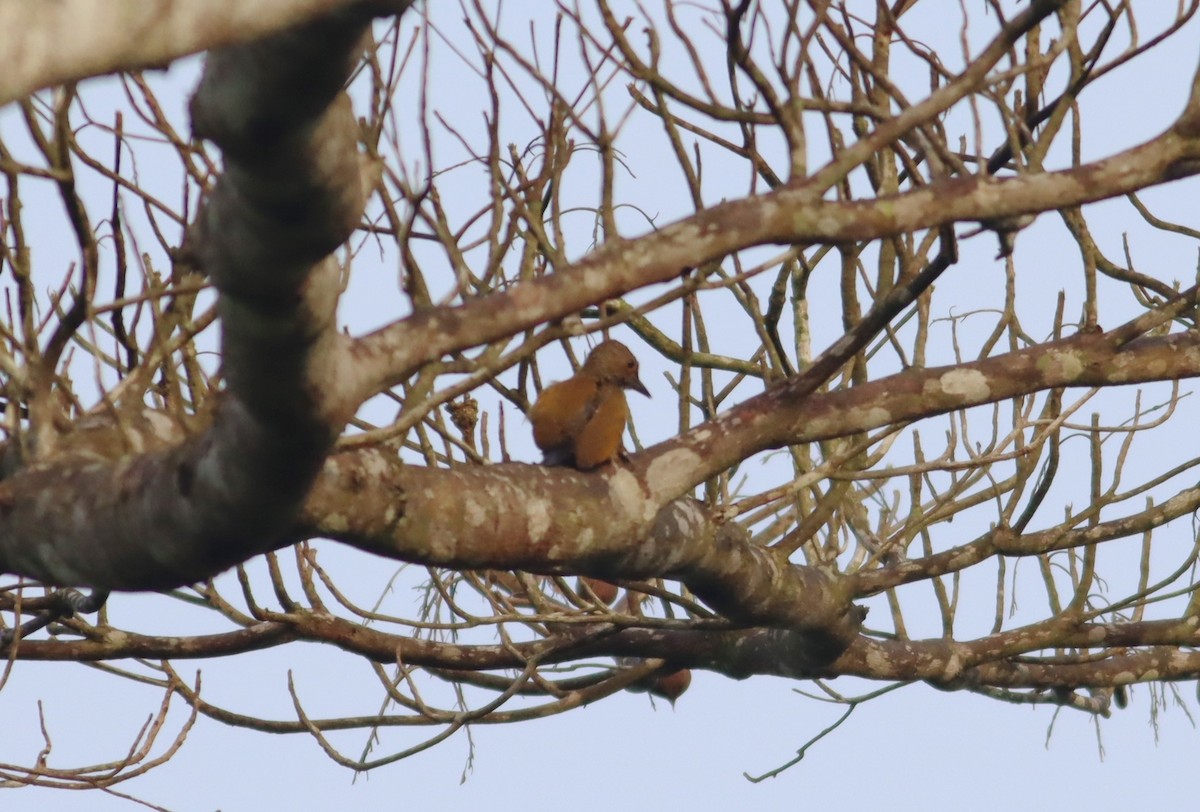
[630,377,649,397]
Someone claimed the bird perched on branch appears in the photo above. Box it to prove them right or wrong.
[529,340,649,470]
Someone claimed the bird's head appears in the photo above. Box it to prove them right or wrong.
[583,340,649,396]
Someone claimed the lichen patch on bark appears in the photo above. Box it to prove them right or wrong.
[933,368,991,400]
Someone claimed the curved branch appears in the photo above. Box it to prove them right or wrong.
[0,11,380,588]
[0,0,409,107]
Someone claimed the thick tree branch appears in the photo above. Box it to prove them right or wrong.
[6,0,1200,788]
[0,0,408,107]
[640,329,1200,500]
[0,12,382,588]
[304,460,861,637]
[294,329,1200,640]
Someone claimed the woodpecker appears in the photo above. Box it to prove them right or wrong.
[529,340,649,470]
[649,668,692,707]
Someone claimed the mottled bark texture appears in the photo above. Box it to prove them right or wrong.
[0,11,374,588]
[4,1,1200,680]
[0,0,411,107]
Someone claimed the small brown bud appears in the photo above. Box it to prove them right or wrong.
[446,396,479,438]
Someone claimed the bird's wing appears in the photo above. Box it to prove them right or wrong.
[573,387,629,470]
[529,376,599,451]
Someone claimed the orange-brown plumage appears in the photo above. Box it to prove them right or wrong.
[529,340,648,470]
[649,668,691,707]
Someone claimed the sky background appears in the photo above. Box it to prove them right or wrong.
[3,2,1200,810]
